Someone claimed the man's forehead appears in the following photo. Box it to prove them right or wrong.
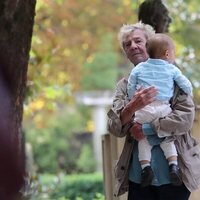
[125,29,146,41]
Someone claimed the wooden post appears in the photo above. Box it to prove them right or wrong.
[102,134,114,200]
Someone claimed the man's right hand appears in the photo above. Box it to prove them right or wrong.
[120,86,157,126]
[130,86,157,112]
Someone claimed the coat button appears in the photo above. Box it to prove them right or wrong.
[121,166,125,170]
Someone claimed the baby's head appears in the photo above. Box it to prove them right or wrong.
[146,33,175,63]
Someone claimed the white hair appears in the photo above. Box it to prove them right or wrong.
[118,22,155,49]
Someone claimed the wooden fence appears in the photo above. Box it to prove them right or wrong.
[102,108,200,200]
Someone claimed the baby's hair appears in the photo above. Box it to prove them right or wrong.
[146,33,174,58]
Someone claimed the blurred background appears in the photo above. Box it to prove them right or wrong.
[23,0,200,199]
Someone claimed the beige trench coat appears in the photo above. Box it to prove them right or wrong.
[107,78,200,197]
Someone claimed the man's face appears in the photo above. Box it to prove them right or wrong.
[123,29,149,65]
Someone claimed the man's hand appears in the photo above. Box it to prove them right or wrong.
[130,122,145,141]
[130,86,157,112]
[120,86,157,125]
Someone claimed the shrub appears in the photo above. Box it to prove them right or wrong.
[29,172,104,200]
[25,105,95,174]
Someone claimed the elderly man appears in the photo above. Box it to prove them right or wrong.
[107,22,200,200]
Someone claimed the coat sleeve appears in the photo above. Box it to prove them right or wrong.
[151,86,195,138]
[107,78,132,137]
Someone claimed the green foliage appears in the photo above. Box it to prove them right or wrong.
[167,0,200,103]
[29,0,135,100]
[81,33,119,91]
[25,105,95,174]
[28,173,104,200]
[52,173,104,200]
[76,144,96,173]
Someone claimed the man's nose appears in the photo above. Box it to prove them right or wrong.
[130,41,138,49]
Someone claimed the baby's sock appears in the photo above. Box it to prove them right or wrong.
[141,163,150,169]
[169,161,178,166]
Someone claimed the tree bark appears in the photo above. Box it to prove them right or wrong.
[0,0,36,199]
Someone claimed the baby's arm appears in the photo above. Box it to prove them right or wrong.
[173,67,193,96]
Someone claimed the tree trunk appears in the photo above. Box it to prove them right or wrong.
[0,0,36,199]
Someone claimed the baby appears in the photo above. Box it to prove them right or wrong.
[127,33,192,187]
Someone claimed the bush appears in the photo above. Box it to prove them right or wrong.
[25,105,95,174]
[29,172,104,200]
[76,144,96,173]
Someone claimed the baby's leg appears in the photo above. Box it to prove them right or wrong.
[138,138,154,187]
[160,140,182,186]
[160,140,178,165]
[138,138,152,168]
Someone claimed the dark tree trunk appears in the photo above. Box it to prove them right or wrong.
[0,0,36,199]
